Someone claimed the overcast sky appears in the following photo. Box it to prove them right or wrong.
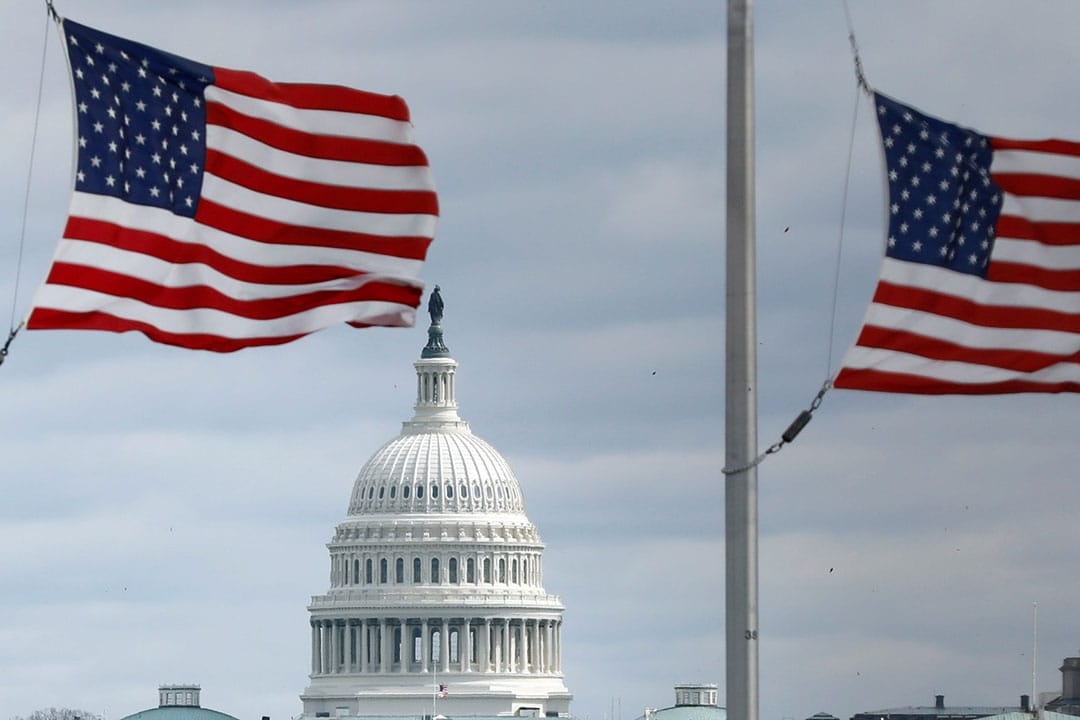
[1,2,1078,720]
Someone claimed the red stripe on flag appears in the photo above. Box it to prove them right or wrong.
[986,259,1080,292]
[991,136,1080,157]
[206,102,429,166]
[872,280,1080,334]
[65,217,366,285]
[995,215,1080,246]
[852,324,1075,373]
[195,198,433,259]
[833,366,1080,394]
[26,307,306,352]
[213,67,411,120]
[42,263,423,321]
[205,149,439,215]
[992,172,1080,202]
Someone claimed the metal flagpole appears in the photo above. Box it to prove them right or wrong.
[724,2,758,720]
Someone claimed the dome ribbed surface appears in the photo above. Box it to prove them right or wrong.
[347,427,525,515]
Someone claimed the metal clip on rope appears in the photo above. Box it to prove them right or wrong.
[721,381,831,475]
[0,323,23,367]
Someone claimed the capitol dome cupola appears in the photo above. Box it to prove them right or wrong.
[302,287,572,719]
[409,285,464,429]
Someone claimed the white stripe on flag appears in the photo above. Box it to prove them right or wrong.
[207,125,435,191]
[206,85,416,143]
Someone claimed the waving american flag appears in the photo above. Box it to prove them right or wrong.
[27,17,438,351]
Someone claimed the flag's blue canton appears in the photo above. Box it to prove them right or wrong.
[875,92,1003,278]
[65,20,215,219]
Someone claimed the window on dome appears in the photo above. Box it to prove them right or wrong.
[432,484,439,499]
[467,557,476,583]
[431,558,441,584]
[413,557,422,583]
[368,487,374,499]
[366,559,373,584]
[354,559,360,585]
[378,487,385,499]
[413,628,422,663]
[395,558,404,584]
[389,486,396,499]
[498,558,506,583]
[512,558,518,583]
[404,485,411,499]
[483,558,491,583]
[497,486,503,498]
[380,558,388,584]
[522,558,529,584]
[446,484,453,498]
[485,486,493,499]
[461,483,468,498]
[417,484,424,499]
[473,483,481,499]
[449,557,458,583]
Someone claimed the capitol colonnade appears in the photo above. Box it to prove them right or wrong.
[309,616,564,676]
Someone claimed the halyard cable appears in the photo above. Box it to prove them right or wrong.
[5,3,54,366]
[722,2,871,475]
[721,382,831,475]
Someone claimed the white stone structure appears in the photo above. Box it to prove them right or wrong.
[301,292,572,718]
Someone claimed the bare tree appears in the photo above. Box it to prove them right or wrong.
[10,709,102,720]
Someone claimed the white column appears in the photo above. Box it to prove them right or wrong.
[332,620,341,673]
[311,621,320,674]
[380,619,390,673]
[461,620,471,672]
[345,622,353,673]
[320,621,330,675]
[545,620,554,673]
[482,618,492,672]
[521,620,530,673]
[421,618,431,672]
[537,621,545,673]
[440,619,450,673]
[400,619,409,673]
[501,619,511,672]
[555,620,562,672]
[360,621,369,677]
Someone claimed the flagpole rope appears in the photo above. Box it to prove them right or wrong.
[842,0,871,95]
[5,2,54,363]
[825,0,874,374]
[722,2,872,474]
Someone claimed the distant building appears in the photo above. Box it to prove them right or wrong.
[849,693,1029,720]
[118,685,239,720]
[635,683,726,720]
[1045,657,1080,716]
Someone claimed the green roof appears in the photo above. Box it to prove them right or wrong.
[634,706,727,720]
[119,707,240,720]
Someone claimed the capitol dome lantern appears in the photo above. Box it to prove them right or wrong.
[301,287,572,719]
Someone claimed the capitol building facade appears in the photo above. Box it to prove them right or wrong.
[301,290,572,718]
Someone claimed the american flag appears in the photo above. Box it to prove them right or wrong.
[26,17,438,352]
[834,91,1080,394]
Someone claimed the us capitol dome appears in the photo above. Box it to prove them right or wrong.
[301,287,572,719]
